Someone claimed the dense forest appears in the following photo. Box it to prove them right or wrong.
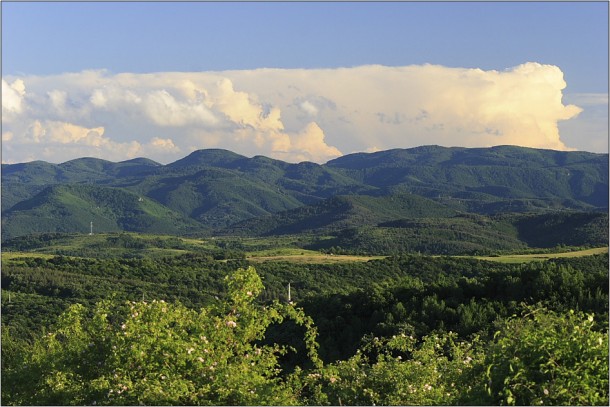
[2,234,608,405]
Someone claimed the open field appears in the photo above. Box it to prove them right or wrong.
[247,246,608,264]
[2,231,607,265]
[247,253,386,264]
[1,252,56,263]
[470,247,609,263]
[246,247,385,264]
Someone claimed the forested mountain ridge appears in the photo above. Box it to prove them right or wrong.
[2,145,608,242]
[326,145,608,209]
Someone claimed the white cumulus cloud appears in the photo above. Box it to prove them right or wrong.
[2,63,600,165]
[143,89,218,127]
[2,78,26,120]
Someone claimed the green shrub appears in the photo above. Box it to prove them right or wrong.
[2,267,320,405]
[483,306,609,406]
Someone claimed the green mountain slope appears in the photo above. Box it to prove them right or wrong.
[1,185,201,240]
[140,167,304,228]
[1,157,161,212]
[118,151,371,226]
[223,193,457,236]
[2,145,607,242]
[326,145,608,211]
[306,211,609,256]
[509,211,609,248]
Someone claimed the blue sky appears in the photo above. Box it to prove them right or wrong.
[4,1,608,91]
[2,1,608,163]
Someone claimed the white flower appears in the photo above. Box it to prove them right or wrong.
[543,388,549,395]
[226,320,237,328]
[246,291,253,296]
[187,347,194,354]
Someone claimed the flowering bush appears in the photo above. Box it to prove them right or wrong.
[300,331,485,405]
[2,267,320,405]
[483,306,609,406]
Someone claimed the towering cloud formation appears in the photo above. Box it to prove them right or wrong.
[1,63,589,164]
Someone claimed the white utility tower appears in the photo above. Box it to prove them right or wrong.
[288,282,291,302]
[89,221,93,235]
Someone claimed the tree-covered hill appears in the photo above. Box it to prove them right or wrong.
[307,211,609,256]
[1,185,201,240]
[223,193,458,236]
[2,145,607,243]
[326,145,608,210]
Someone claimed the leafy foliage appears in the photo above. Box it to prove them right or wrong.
[2,267,320,405]
[483,307,609,406]
[2,266,607,406]
[301,332,485,406]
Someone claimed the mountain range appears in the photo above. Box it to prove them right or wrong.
[2,145,608,251]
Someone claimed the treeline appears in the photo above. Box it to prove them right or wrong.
[2,233,246,260]
[2,252,608,355]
